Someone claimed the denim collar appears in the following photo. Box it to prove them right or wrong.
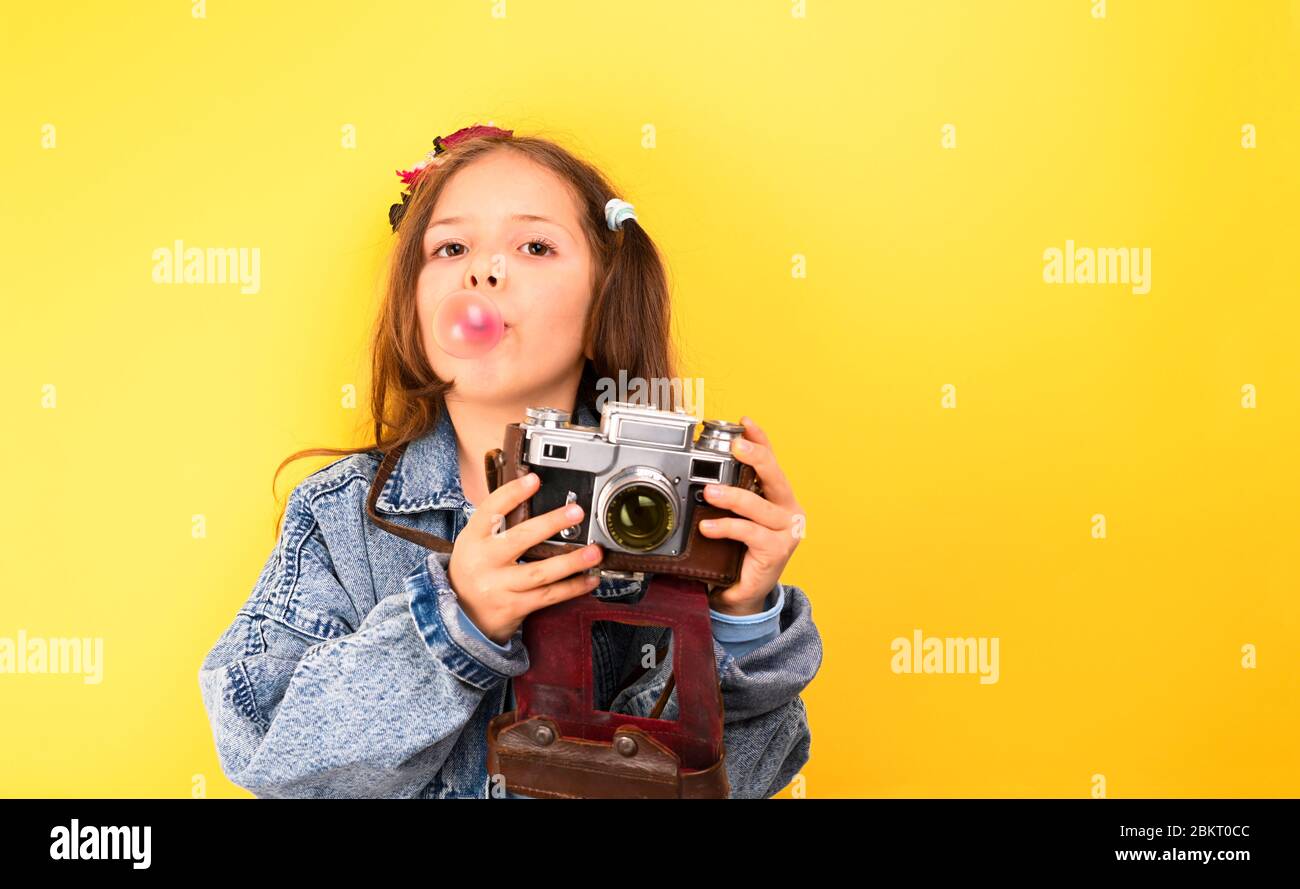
[371,399,600,515]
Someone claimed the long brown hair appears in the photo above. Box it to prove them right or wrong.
[271,131,681,538]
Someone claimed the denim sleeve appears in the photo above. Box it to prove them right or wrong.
[197,484,528,799]
[455,603,513,653]
[605,581,822,799]
[709,584,784,659]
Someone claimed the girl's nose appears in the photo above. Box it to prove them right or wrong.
[465,254,506,289]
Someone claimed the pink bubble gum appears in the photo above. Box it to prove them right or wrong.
[432,290,504,358]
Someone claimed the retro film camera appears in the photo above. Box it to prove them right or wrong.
[483,401,763,586]
[483,401,766,798]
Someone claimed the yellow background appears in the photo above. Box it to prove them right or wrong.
[2,0,1297,797]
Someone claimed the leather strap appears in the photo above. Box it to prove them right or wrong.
[364,441,455,553]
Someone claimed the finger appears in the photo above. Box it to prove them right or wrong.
[513,570,602,615]
[468,471,541,538]
[490,499,588,561]
[739,416,774,453]
[697,516,771,550]
[701,483,789,532]
[730,438,797,509]
[503,543,604,592]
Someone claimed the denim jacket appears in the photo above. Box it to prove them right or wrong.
[198,401,823,798]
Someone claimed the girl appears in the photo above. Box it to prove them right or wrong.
[197,125,823,798]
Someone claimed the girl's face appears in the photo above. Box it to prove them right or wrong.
[416,150,597,407]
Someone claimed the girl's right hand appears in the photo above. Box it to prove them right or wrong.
[447,471,605,646]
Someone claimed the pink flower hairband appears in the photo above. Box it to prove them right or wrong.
[388,124,514,232]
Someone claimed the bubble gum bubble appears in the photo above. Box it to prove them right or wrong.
[432,290,504,358]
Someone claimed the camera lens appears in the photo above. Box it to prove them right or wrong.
[604,484,675,552]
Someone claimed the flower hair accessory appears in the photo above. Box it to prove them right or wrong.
[388,124,514,232]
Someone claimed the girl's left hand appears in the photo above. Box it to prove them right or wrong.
[698,416,806,616]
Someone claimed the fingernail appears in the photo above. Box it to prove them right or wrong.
[586,574,601,586]
[584,545,601,563]
[701,520,716,531]
[524,472,538,485]
[705,484,721,496]
[734,440,750,453]
[566,504,583,520]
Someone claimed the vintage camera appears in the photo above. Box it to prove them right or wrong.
[485,401,762,586]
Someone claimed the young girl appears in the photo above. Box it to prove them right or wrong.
[197,124,823,798]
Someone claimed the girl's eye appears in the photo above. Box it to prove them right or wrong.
[432,242,466,259]
[522,240,557,257]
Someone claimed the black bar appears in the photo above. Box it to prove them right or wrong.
[1,798,1289,873]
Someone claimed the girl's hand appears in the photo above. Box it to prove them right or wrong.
[698,416,806,617]
[447,472,605,645]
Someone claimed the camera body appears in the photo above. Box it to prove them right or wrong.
[485,401,761,587]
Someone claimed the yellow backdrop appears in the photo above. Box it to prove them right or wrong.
[2,0,1296,798]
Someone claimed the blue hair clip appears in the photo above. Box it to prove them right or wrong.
[605,198,637,231]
